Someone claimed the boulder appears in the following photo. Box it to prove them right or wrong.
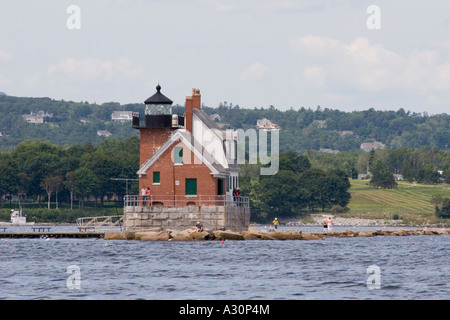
[241,231,261,240]
[189,231,210,240]
[300,232,324,240]
[133,230,170,241]
[358,230,375,237]
[139,231,171,241]
[104,231,127,240]
[214,230,244,241]
[169,229,193,241]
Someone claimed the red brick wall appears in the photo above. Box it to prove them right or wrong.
[139,128,173,166]
[139,141,223,206]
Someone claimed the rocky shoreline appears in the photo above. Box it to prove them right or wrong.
[105,225,450,241]
[286,216,403,227]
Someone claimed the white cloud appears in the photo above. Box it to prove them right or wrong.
[239,62,270,81]
[0,49,13,63]
[47,57,144,81]
[290,35,450,95]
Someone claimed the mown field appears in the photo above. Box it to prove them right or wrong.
[346,180,450,225]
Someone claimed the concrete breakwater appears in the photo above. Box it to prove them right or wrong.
[105,226,450,241]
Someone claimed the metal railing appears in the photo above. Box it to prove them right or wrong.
[124,194,249,208]
[76,215,123,232]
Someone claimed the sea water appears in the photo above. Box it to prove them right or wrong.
[0,226,448,300]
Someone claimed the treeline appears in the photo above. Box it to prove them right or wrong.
[240,151,352,221]
[0,95,139,150]
[306,146,450,183]
[0,138,140,208]
[203,103,449,152]
[239,147,450,221]
[1,95,449,154]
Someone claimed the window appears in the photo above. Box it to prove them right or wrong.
[153,172,160,184]
[185,179,197,196]
[174,147,183,164]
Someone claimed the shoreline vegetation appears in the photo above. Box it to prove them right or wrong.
[1,180,448,226]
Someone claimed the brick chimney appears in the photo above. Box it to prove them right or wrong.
[185,88,201,133]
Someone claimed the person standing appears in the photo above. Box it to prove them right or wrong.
[273,217,279,229]
[141,186,147,207]
[146,187,151,206]
[322,217,328,232]
[327,217,333,231]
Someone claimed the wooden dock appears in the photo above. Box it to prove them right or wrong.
[0,231,105,239]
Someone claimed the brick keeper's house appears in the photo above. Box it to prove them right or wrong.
[123,86,250,231]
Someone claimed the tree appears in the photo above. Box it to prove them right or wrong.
[417,164,441,184]
[72,167,99,208]
[40,175,63,209]
[0,154,17,207]
[254,170,310,218]
[369,160,397,189]
[65,171,76,210]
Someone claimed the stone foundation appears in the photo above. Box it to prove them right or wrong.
[123,205,250,232]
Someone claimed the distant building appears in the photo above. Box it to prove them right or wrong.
[256,118,280,130]
[111,111,133,122]
[312,120,327,129]
[125,85,250,232]
[320,148,340,154]
[97,130,112,137]
[22,111,53,124]
[339,130,354,136]
[209,113,222,122]
[360,141,385,152]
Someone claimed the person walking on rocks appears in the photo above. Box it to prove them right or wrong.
[322,217,328,232]
[327,217,333,231]
[273,217,279,229]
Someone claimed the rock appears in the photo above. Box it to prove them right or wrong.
[358,230,375,237]
[170,229,193,241]
[189,231,210,240]
[214,230,244,240]
[139,231,171,241]
[271,229,303,240]
[104,231,127,240]
[300,232,324,240]
[241,231,261,240]
[134,230,171,241]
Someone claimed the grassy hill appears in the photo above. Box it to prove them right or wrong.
[346,180,450,225]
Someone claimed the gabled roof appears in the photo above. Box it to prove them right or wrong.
[144,85,173,105]
[137,129,229,178]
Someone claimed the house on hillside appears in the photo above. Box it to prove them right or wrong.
[360,141,385,152]
[97,130,112,137]
[124,86,250,231]
[111,111,133,122]
[256,118,280,130]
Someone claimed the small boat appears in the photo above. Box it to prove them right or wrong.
[0,209,35,226]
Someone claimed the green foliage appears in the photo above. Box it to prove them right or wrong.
[436,198,450,219]
[369,160,398,189]
[243,151,352,221]
[0,137,140,209]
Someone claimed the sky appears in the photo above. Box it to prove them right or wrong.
[1,0,450,114]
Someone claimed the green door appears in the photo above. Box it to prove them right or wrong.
[185,178,197,195]
[217,178,224,195]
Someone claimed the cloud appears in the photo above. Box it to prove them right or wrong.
[239,62,270,81]
[47,57,144,81]
[0,49,13,63]
[290,35,450,94]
